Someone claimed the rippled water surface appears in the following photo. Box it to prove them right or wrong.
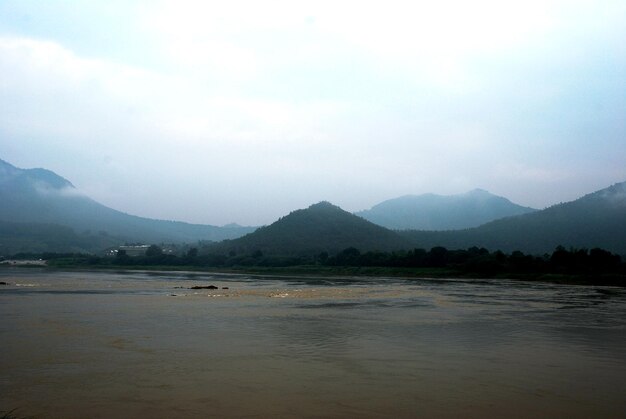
[1,268,625,418]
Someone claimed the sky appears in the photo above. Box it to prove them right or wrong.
[1,0,625,226]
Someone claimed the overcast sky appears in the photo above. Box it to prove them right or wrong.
[1,0,625,225]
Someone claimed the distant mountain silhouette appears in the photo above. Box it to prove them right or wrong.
[211,201,411,256]
[356,189,536,230]
[0,159,255,250]
[400,181,626,254]
[3,158,624,257]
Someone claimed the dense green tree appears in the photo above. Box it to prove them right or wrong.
[145,245,163,257]
[427,246,448,267]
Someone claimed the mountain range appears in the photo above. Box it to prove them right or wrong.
[1,158,625,256]
[399,181,626,254]
[208,183,626,257]
[0,159,255,253]
[356,189,536,230]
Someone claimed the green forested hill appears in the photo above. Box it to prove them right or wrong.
[210,201,411,256]
[400,181,626,255]
[0,221,122,255]
[356,189,536,230]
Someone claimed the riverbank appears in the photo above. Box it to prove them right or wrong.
[3,261,625,286]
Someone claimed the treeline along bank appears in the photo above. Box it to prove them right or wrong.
[6,245,625,283]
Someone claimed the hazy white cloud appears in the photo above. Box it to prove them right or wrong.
[1,0,625,224]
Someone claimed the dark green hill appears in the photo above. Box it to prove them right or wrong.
[400,182,626,254]
[0,159,255,248]
[356,189,536,230]
[211,201,411,256]
[0,221,122,255]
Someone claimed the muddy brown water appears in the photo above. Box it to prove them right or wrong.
[1,268,625,418]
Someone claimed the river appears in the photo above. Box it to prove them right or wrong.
[1,268,625,418]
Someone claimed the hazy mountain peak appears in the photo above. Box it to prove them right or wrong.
[0,158,255,247]
[0,158,20,178]
[222,223,243,228]
[308,201,342,211]
[357,190,536,230]
[0,158,16,169]
[595,181,626,204]
[27,168,75,190]
[0,159,74,190]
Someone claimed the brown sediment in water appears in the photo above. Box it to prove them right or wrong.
[171,286,419,300]
[1,270,625,419]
